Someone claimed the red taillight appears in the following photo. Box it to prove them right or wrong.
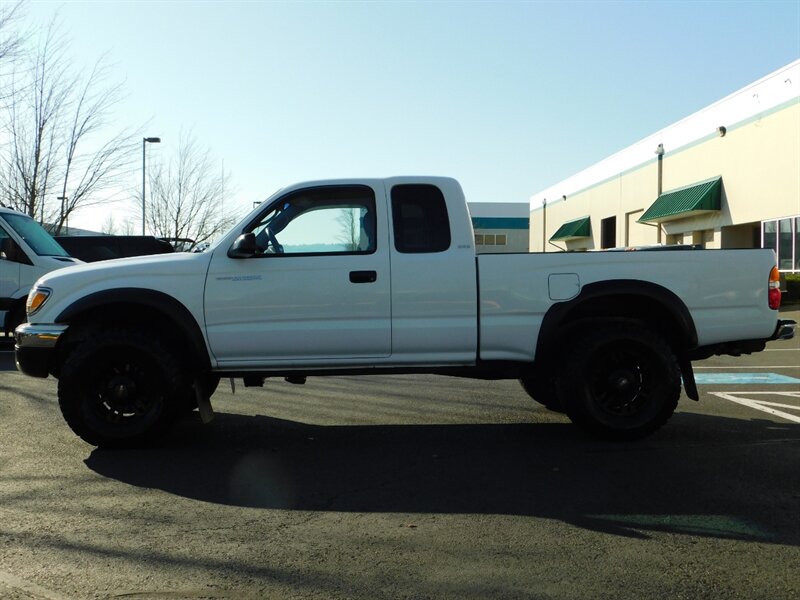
[768,266,781,310]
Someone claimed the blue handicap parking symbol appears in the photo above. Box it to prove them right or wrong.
[694,373,800,385]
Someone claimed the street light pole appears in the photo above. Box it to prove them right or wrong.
[142,136,161,235]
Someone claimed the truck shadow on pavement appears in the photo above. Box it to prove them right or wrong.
[84,410,800,545]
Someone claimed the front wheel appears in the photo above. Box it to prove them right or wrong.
[557,325,681,440]
[58,328,185,447]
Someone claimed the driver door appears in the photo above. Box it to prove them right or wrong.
[204,184,391,367]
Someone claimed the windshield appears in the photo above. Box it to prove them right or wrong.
[1,213,70,257]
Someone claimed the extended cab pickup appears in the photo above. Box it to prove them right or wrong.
[14,177,796,447]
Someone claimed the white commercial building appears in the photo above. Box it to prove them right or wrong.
[468,202,530,253]
[529,60,800,273]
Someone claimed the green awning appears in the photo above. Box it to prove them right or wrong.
[550,216,591,241]
[639,177,722,223]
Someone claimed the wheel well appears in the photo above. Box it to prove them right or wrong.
[53,294,210,377]
[536,283,697,366]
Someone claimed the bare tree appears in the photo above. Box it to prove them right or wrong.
[0,18,137,231]
[100,213,136,236]
[53,59,138,234]
[99,213,118,235]
[144,133,235,246]
[0,1,24,68]
[1,20,70,220]
[336,208,359,251]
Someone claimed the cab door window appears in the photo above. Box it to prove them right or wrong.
[248,186,376,255]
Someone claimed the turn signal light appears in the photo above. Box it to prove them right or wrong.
[768,266,781,310]
[26,288,51,316]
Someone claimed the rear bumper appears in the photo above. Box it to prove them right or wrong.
[772,319,796,341]
[689,319,796,361]
[14,323,68,378]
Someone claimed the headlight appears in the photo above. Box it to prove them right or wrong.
[26,287,52,316]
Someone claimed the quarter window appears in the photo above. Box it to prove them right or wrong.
[391,184,451,254]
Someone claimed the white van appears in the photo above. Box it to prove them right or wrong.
[0,206,81,334]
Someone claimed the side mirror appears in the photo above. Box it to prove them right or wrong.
[227,233,258,258]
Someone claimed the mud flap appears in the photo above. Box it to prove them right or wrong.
[679,357,699,401]
[194,378,215,424]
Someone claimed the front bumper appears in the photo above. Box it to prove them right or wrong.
[14,323,68,378]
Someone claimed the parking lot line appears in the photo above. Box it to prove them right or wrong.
[0,569,73,600]
[710,391,800,424]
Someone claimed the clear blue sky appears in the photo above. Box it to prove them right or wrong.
[20,0,800,232]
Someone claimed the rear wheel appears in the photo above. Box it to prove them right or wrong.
[58,328,185,447]
[558,325,680,440]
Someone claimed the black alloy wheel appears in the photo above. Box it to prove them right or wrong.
[58,328,183,447]
[558,325,681,440]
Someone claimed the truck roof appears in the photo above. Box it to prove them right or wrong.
[0,205,31,216]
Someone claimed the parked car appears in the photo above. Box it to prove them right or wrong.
[54,235,174,263]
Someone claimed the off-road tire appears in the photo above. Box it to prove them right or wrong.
[558,324,680,440]
[58,328,186,447]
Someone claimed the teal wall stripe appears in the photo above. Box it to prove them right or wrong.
[471,217,530,230]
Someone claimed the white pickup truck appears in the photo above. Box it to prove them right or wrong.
[1,206,81,335]
[14,177,796,447]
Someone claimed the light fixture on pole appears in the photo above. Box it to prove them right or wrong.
[142,136,161,235]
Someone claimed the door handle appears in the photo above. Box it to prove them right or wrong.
[349,270,377,284]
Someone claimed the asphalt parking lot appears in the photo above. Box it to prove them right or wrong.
[0,309,798,600]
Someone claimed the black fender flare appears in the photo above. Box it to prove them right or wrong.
[536,280,699,400]
[56,288,210,369]
[537,278,697,358]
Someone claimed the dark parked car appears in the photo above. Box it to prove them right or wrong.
[54,235,174,263]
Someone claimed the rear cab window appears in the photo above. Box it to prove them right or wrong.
[390,184,451,253]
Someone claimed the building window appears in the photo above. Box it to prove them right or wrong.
[779,218,793,270]
[601,216,616,249]
[762,217,800,272]
[474,234,484,245]
[495,234,507,245]
[796,217,800,270]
